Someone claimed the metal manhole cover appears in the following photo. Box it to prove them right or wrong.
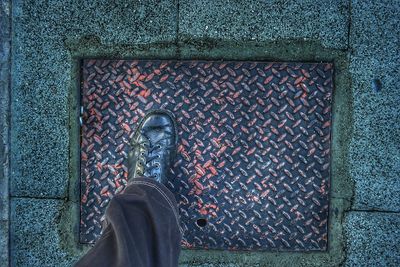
[80,60,333,251]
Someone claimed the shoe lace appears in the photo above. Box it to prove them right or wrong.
[137,131,173,179]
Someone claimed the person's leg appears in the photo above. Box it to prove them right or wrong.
[75,110,181,267]
[74,177,182,267]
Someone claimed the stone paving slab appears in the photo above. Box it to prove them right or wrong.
[349,0,400,212]
[10,116,69,198]
[10,198,78,267]
[178,0,349,50]
[344,212,400,266]
[0,220,9,265]
[11,0,177,198]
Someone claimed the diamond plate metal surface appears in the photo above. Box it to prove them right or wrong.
[80,60,333,251]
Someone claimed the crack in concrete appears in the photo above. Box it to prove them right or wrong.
[10,196,66,201]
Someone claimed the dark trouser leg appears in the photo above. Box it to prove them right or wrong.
[75,178,182,267]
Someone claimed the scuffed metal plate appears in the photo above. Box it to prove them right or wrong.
[80,60,333,251]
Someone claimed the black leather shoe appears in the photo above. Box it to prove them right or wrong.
[128,110,177,184]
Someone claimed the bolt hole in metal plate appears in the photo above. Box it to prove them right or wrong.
[196,218,208,228]
[80,60,333,251]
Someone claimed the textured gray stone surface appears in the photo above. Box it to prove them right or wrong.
[1,0,11,265]
[8,0,400,266]
[11,116,69,198]
[0,220,9,267]
[10,198,78,267]
[179,0,349,49]
[344,212,400,266]
[181,264,259,267]
[349,0,400,211]
[10,0,177,198]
